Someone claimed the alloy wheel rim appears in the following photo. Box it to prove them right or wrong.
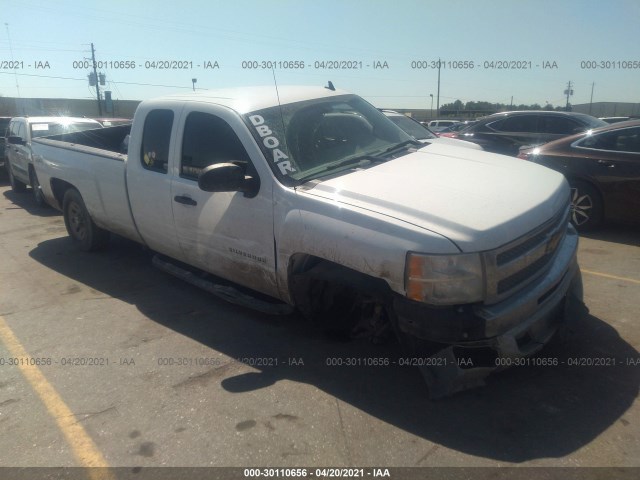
[570,187,593,226]
[68,202,87,240]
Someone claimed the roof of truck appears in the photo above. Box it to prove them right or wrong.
[144,85,352,114]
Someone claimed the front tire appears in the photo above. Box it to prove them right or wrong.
[569,180,603,231]
[62,188,110,251]
[29,167,47,207]
[7,160,27,193]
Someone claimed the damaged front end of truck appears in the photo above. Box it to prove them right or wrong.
[289,205,586,398]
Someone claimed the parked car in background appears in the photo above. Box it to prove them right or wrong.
[454,111,608,156]
[92,117,132,127]
[438,120,477,137]
[426,119,460,132]
[599,116,632,124]
[518,120,640,230]
[0,116,12,174]
[382,111,481,150]
[5,116,103,206]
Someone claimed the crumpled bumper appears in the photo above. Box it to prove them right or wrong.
[393,226,585,398]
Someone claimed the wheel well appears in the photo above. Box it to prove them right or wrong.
[287,254,393,338]
[288,254,391,295]
[50,178,77,210]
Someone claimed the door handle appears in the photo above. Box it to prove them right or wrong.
[596,160,615,168]
[173,195,197,206]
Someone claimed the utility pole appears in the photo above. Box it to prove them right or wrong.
[91,43,103,116]
[510,96,513,109]
[589,82,595,115]
[429,93,434,120]
[564,80,573,112]
[436,58,441,118]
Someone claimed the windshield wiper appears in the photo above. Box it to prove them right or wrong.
[297,155,381,182]
[382,139,422,154]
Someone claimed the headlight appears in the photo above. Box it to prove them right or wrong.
[406,252,484,305]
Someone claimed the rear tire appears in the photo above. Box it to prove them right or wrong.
[7,160,27,193]
[569,180,603,231]
[29,167,47,207]
[62,188,110,251]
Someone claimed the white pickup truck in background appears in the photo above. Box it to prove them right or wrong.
[31,85,584,397]
[5,116,104,207]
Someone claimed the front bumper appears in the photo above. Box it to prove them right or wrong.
[393,225,585,397]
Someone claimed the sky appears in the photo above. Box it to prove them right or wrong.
[1,0,639,110]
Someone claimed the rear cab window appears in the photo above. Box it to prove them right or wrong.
[29,121,102,139]
[141,109,174,173]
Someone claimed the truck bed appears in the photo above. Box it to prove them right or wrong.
[39,124,131,154]
[32,127,142,244]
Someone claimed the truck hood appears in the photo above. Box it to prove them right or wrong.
[421,136,483,150]
[302,145,569,252]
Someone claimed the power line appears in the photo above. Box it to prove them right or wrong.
[0,71,202,90]
[4,23,21,100]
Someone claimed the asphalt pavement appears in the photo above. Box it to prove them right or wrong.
[0,178,638,478]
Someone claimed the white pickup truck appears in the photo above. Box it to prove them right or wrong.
[32,86,584,397]
[5,116,104,206]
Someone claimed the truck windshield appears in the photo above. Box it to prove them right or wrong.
[386,115,437,140]
[30,121,102,139]
[244,94,414,186]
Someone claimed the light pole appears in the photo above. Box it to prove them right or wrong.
[430,94,434,120]
[192,78,197,92]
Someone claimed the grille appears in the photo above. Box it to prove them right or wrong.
[497,251,554,294]
[483,202,570,304]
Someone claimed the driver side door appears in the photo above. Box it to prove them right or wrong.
[170,108,278,298]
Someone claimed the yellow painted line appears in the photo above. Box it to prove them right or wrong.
[582,269,640,285]
[0,315,114,480]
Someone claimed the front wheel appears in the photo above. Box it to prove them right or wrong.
[569,180,603,231]
[29,167,47,207]
[62,188,110,251]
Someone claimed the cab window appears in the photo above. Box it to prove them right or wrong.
[12,121,25,140]
[141,109,174,173]
[180,112,251,181]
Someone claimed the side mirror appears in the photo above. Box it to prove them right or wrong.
[198,162,259,197]
[8,136,25,145]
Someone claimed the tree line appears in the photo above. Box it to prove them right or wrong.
[441,99,568,113]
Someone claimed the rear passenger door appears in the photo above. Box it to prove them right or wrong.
[170,107,278,298]
[126,108,185,261]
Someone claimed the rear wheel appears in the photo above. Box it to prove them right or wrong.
[569,180,603,231]
[62,188,110,251]
[29,167,47,207]
[7,160,27,193]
